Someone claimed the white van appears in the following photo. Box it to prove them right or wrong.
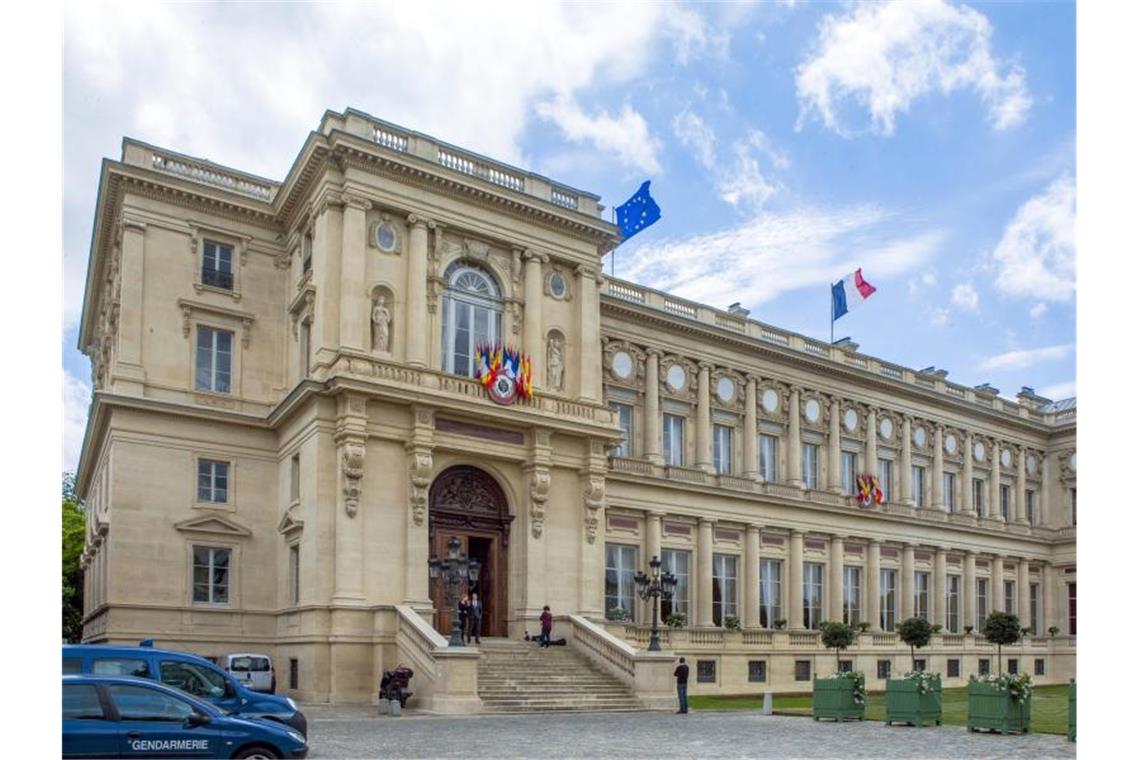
[224,653,275,693]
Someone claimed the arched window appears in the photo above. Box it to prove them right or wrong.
[441,263,502,376]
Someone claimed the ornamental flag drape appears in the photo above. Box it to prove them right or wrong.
[475,342,533,405]
[855,473,884,508]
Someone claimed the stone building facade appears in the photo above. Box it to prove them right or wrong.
[76,108,1076,708]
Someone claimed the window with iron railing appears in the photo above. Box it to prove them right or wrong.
[202,241,234,291]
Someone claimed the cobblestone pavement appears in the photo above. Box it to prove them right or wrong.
[304,708,1075,759]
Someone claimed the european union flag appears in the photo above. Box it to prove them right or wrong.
[616,180,661,239]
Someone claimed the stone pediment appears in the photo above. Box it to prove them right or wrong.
[174,513,252,537]
[277,507,304,537]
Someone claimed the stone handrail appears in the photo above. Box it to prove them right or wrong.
[789,631,820,646]
[394,605,482,714]
[148,149,276,202]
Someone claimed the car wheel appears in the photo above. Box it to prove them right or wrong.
[232,745,281,759]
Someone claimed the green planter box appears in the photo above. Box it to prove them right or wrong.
[1068,679,1076,742]
[885,675,942,727]
[966,681,1031,734]
[812,677,866,722]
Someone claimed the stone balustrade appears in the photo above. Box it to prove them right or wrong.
[145,147,277,202]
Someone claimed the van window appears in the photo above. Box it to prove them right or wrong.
[63,684,105,720]
[62,658,82,675]
[231,656,270,672]
[159,660,228,699]
[93,658,149,678]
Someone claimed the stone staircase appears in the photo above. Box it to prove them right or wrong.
[476,638,644,713]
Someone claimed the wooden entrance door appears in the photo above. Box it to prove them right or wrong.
[428,466,513,638]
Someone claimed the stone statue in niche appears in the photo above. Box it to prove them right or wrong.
[371,295,391,352]
[547,335,565,391]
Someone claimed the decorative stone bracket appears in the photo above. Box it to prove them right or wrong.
[340,440,365,517]
[409,446,434,526]
[528,467,551,539]
[582,475,605,544]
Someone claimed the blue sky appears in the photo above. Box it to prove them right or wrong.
[62,1,1076,471]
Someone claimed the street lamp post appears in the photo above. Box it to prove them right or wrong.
[634,555,677,652]
[428,536,481,647]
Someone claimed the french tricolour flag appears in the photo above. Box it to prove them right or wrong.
[831,268,877,321]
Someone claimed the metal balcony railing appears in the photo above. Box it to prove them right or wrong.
[201,269,234,290]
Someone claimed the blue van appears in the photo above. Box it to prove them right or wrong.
[63,644,306,738]
[63,674,308,758]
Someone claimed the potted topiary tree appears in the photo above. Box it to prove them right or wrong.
[813,621,865,722]
[886,617,942,727]
[968,611,1032,734]
[1048,625,1060,638]
[857,621,870,634]
[666,611,686,629]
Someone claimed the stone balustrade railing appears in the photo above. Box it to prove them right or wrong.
[600,276,1075,426]
[569,614,637,680]
[147,147,277,202]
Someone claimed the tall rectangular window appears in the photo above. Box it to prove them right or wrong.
[943,473,956,510]
[880,569,898,631]
[947,575,961,633]
[605,544,638,621]
[288,544,300,605]
[610,403,633,457]
[972,478,986,517]
[802,443,819,489]
[842,452,858,495]
[759,559,782,628]
[1026,490,1036,526]
[201,240,234,290]
[803,562,823,630]
[192,546,231,604]
[1000,485,1011,521]
[976,579,989,631]
[914,571,930,621]
[663,415,685,467]
[758,435,778,481]
[713,425,733,474]
[1068,582,1076,635]
[911,465,926,506]
[195,326,233,393]
[1004,580,1015,614]
[660,549,690,623]
[878,459,892,502]
[712,554,738,626]
[197,459,229,503]
[843,566,862,626]
[290,454,300,503]
[1030,582,1039,634]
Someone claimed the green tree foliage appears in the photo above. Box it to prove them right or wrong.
[820,621,856,672]
[896,616,934,671]
[982,611,1022,670]
[62,473,85,642]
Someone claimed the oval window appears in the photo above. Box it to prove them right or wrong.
[612,351,632,380]
[804,399,820,423]
[666,364,686,391]
[716,377,735,403]
[375,222,398,252]
[761,389,779,413]
[843,408,858,432]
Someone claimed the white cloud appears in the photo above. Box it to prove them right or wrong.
[536,96,663,174]
[662,2,731,65]
[718,138,779,210]
[1040,380,1076,400]
[908,271,938,297]
[991,175,1076,302]
[63,370,91,473]
[618,205,944,308]
[976,343,1074,372]
[929,307,950,327]
[951,283,979,310]
[1029,302,1047,319]
[672,108,718,169]
[672,112,784,211]
[796,0,1031,136]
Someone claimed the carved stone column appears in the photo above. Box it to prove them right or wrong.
[932,424,945,510]
[404,215,431,367]
[829,535,845,622]
[868,540,882,631]
[788,388,803,488]
[115,218,147,391]
[865,407,878,479]
[963,551,977,633]
[744,377,759,479]
[339,194,371,351]
[934,547,947,629]
[576,265,602,402]
[901,417,914,506]
[697,518,714,627]
[333,392,368,605]
[962,432,974,515]
[828,396,842,493]
[1015,446,1028,524]
[744,525,761,629]
[313,195,344,366]
[901,544,916,620]
[523,251,546,389]
[1018,557,1031,630]
[992,555,1005,616]
[788,530,804,630]
[644,350,662,464]
[405,406,434,606]
[990,440,1002,520]
[696,363,713,473]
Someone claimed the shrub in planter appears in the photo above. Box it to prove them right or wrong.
[774,619,787,630]
[982,611,1022,667]
[665,611,687,629]
[896,617,934,671]
[886,671,942,727]
[964,624,974,635]
[857,621,870,633]
[606,606,632,622]
[967,673,1032,734]
[812,622,865,721]
[723,614,741,631]
[1048,625,1060,638]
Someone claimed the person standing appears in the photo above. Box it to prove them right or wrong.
[674,656,690,714]
[539,605,553,648]
[458,593,471,645]
[467,592,483,644]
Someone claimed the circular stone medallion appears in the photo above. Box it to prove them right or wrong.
[914,426,926,447]
[1027,455,1037,475]
[974,441,985,462]
[549,272,567,299]
[611,351,632,380]
[804,398,821,423]
[945,434,958,454]
[843,408,858,432]
[666,364,686,392]
[762,388,779,413]
[1001,449,1012,468]
[879,417,894,440]
[716,376,735,404]
[375,222,398,252]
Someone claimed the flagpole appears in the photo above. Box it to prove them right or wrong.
[611,206,616,278]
